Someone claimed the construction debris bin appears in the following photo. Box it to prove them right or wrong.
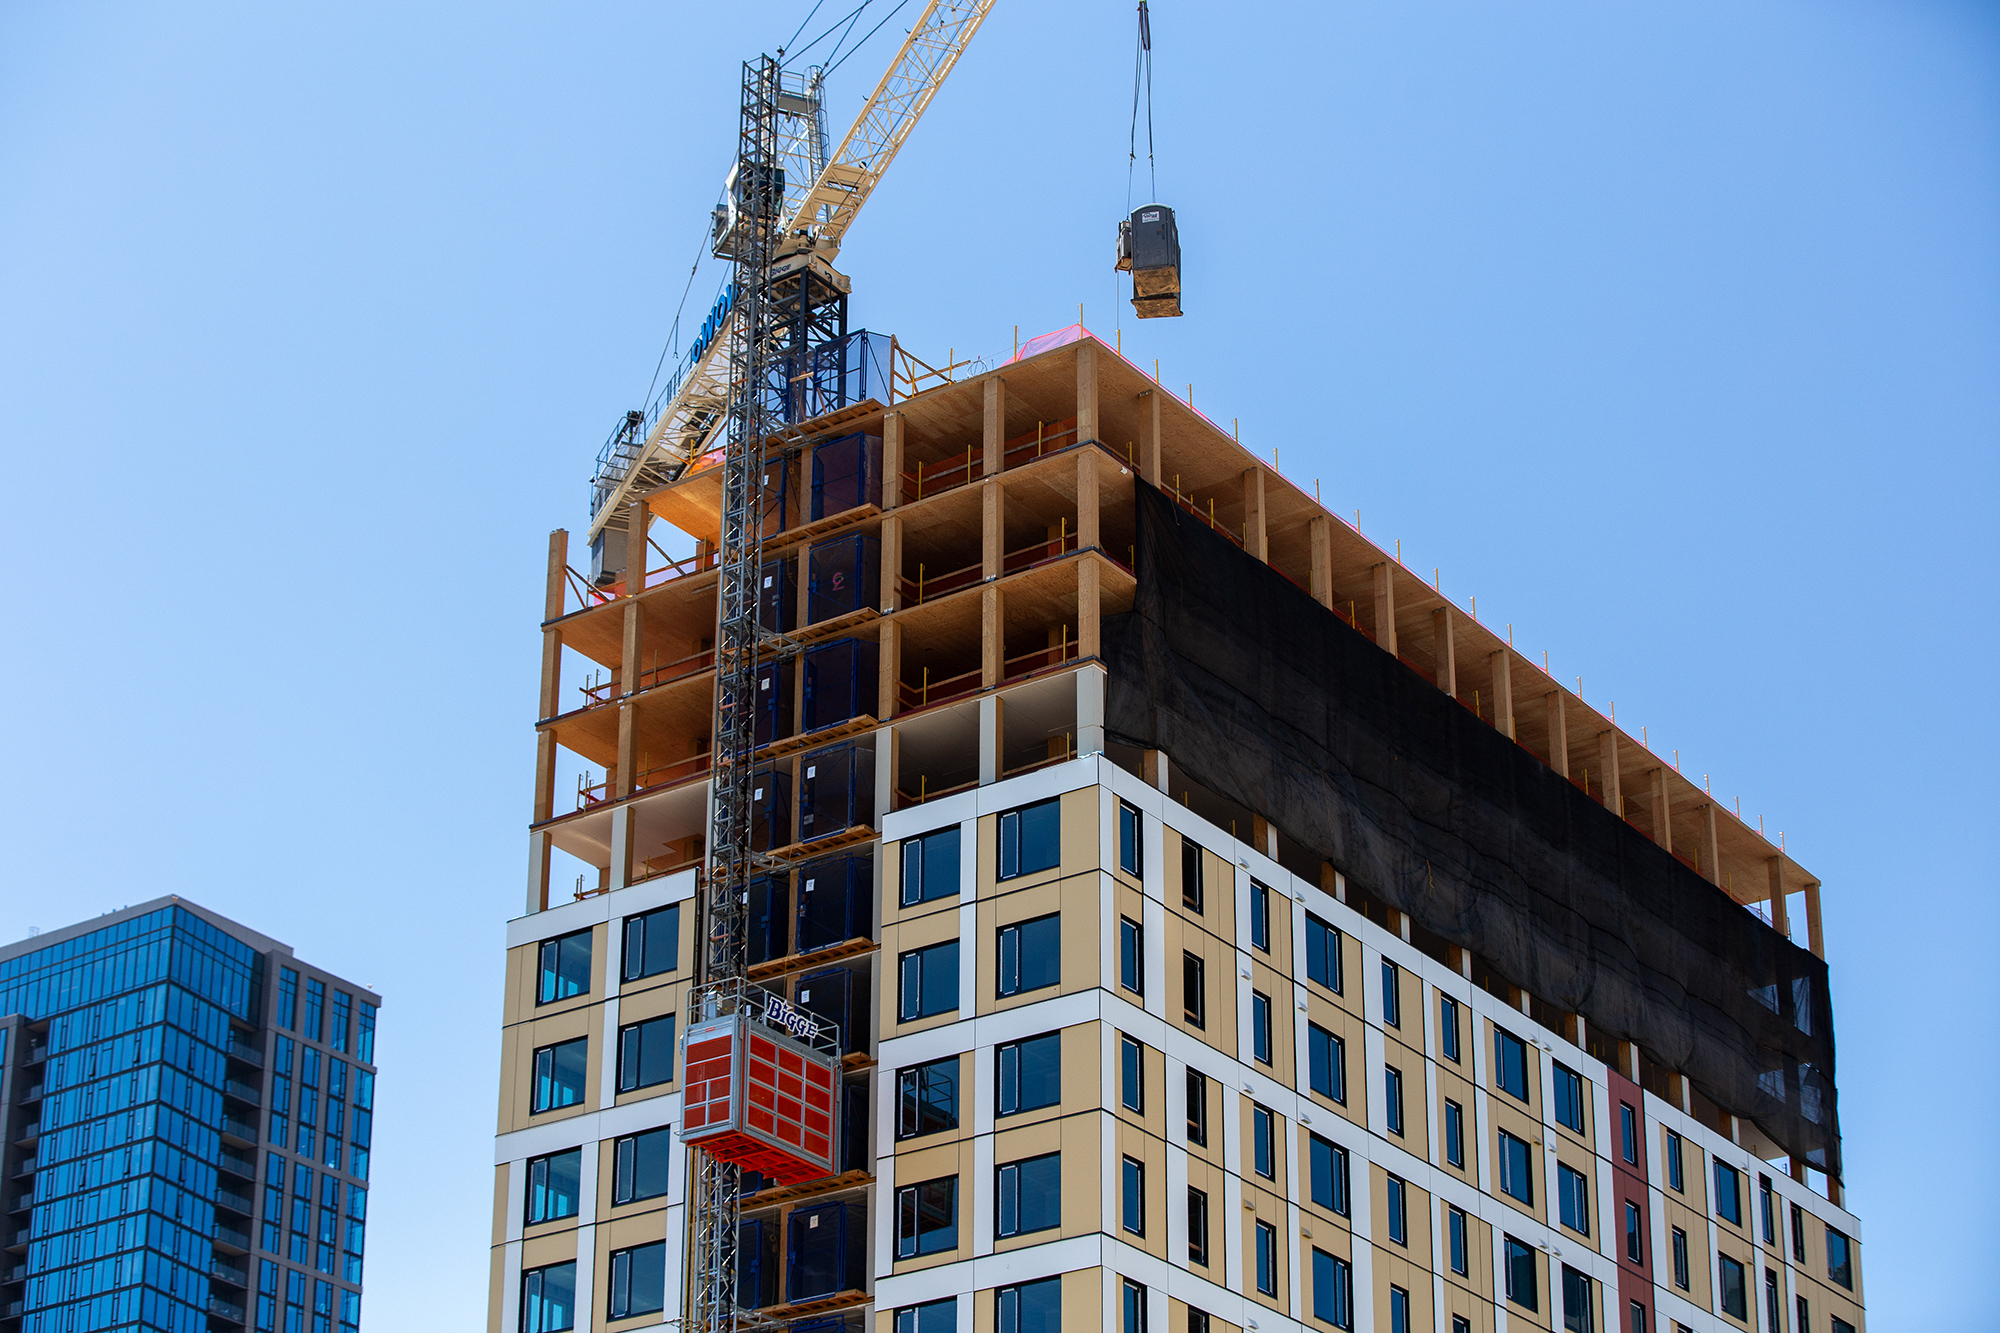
[797,742,874,843]
[807,536,880,625]
[802,638,879,732]
[737,1218,779,1309]
[794,964,869,1057]
[756,659,796,748]
[760,557,798,634]
[747,873,789,965]
[811,432,883,519]
[794,851,872,954]
[786,1200,867,1302]
[751,767,793,851]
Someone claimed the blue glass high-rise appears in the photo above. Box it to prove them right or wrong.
[0,898,379,1333]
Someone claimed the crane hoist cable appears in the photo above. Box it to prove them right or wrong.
[1126,0,1156,216]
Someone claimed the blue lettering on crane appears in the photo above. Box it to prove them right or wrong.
[689,283,738,363]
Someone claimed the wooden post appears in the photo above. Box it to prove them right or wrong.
[882,411,904,508]
[797,544,812,629]
[1143,749,1170,794]
[981,585,1003,687]
[1076,339,1099,444]
[615,703,635,799]
[880,515,904,612]
[1371,563,1397,655]
[1598,730,1622,815]
[533,731,558,824]
[1078,558,1101,658]
[1767,858,1789,936]
[1143,389,1162,486]
[545,529,569,622]
[982,480,1004,581]
[1432,608,1457,696]
[983,375,1004,476]
[1242,467,1267,562]
[877,619,900,719]
[1649,768,1672,854]
[625,500,649,595]
[1545,692,1568,777]
[620,602,642,697]
[1308,516,1333,609]
[1700,803,1721,885]
[1490,650,1514,738]
[538,630,562,721]
[1804,882,1825,959]
[1077,449,1100,549]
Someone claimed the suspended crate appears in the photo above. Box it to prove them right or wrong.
[756,659,797,748]
[786,1200,867,1302]
[798,742,874,844]
[1117,204,1183,319]
[760,556,798,634]
[794,964,869,1057]
[802,638,878,732]
[810,432,883,520]
[807,536,880,625]
[680,989,841,1185]
[794,851,872,955]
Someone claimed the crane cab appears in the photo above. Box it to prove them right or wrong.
[1116,204,1182,318]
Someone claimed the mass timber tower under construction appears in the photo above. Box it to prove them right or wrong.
[488,329,1864,1333]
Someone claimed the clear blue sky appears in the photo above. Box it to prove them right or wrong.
[2,2,1993,1328]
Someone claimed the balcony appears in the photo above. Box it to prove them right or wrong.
[214,1186,253,1217]
[217,1149,256,1180]
[208,1293,246,1324]
[578,648,717,709]
[223,1079,262,1106]
[210,1257,249,1288]
[20,1045,44,1067]
[219,1115,256,1146]
[228,1037,264,1067]
[12,1086,38,1107]
[212,1223,249,1254]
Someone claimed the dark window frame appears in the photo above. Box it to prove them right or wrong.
[997,798,1062,881]
[996,1031,1062,1116]
[1118,917,1144,996]
[537,929,593,1006]
[612,1126,673,1205]
[895,1174,960,1259]
[621,905,681,983]
[898,939,961,1021]
[897,1056,961,1139]
[902,826,963,906]
[1118,801,1143,877]
[997,915,1060,999]
[995,1151,1062,1239]
[616,1014,675,1093]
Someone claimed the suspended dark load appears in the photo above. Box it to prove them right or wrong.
[1117,203,1182,318]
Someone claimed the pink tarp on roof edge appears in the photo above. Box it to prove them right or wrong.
[1009,323,1090,364]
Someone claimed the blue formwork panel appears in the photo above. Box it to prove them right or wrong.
[798,743,875,843]
[794,852,872,955]
[759,557,798,634]
[794,964,869,1057]
[839,1082,869,1175]
[786,1200,867,1302]
[810,432,882,520]
[746,873,789,965]
[801,638,879,732]
[807,536,880,625]
[751,768,793,852]
[761,456,791,536]
[756,658,796,749]
[738,1217,779,1309]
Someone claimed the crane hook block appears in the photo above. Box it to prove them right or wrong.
[1120,204,1182,318]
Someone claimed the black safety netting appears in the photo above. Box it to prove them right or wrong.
[1103,483,1839,1174]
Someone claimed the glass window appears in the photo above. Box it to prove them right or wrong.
[1187,1186,1209,1265]
[537,930,592,1005]
[1181,838,1204,912]
[357,1002,376,1064]
[1765,1267,1781,1333]
[1671,1227,1690,1290]
[613,1126,673,1204]
[1557,1163,1590,1235]
[525,1149,581,1224]
[305,979,326,1042]
[1384,1065,1404,1136]
[1832,1318,1856,1333]
[897,1057,960,1139]
[617,1014,675,1092]
[1553,1063,1586,1132]
[607,1242,666,1319]
[1121,1280,1147,1333]
[1381,960,1400,1027]
[1561,1266,1594,1333]
[1250,880,1271,952]
[1182,952,1205,1028]
[531,1039,588,1114]
[1308,1024,1345,1102]
[1718,1255,1748,1320]
[1448,1205,1468,1275]
[1620,1102,1639,1166]
[1714,1161,1743,1225]
[998,914,1061,998]
[899,940,960,1020]
[622,904,681,982]
[997,799,1061,879]
[996,1152,1062,1238]
[1252,1104,1276,1179]
[897,1299,956,1333]
[996,1277,1061,1333]
[1632,1303,1648,1333]
[1118,917,1143,996]
[1790,1202,1806,1262]
[1311,1249,1352,1329]
[1826,1227,1854,1290]
[1494,1027,1530,1102]
[1251,991,1272,1064]
[1386,1175,1407,1245]
[1308,1133,1350,1216]
[1444,1099,1464,1168]
[1439,993,1461,1062]
[1625,1200,1644,1264]
[1389,1287,1410,1333]
[996,1031,1061,1115]
[521,1261,576,1333]
[1118,801,1142,876]
[1254,1220,1278,1294]
[895,1175,959,1258]
[279,968,299,1030]
[1498,1130,1535,1206]
[1759,1175,1776,1244]
[1305,913,1342,992]
[1185,1068,1208,1145]
[330,992,352,1054]
[902,826,962,905]
[1121,1156,1145,1235]
[1666,1131,1684,1192]
[1121,1036,1145,1112]
[1504,1235,1538,1312]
